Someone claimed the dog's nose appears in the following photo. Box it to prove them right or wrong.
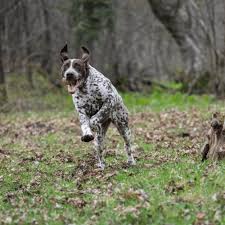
[66,73,74,79]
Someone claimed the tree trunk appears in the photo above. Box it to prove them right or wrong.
[148,0,208,93]
[21,0,34,88]
[0,13,7,104]
[39,0,53,80]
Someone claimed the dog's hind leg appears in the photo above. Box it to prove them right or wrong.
[94,119,111,169]
[113,119,136,166]
[120,126,136,165]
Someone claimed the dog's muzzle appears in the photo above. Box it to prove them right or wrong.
[62,77,80,95]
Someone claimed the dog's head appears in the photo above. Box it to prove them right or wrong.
[60,44,90,94]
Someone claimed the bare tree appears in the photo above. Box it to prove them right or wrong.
[21,0,34,88]
[40,0,53,80]
[0,0,225,98]
[0,43,7,104]
[0,6,7,103]
[148,0,208,93]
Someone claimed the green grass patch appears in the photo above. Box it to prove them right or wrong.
[122,90,214,112]
[0,90,224,224]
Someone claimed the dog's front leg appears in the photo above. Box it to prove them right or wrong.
[78,113,94,142]
[89,99,112,131]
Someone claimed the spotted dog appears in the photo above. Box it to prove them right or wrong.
[60,44,135,169]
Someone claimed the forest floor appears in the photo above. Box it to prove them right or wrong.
[0,91,225,225]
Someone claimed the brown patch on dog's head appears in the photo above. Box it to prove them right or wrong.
[59,45,90,94]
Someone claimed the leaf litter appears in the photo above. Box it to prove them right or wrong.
[0,108,224,224]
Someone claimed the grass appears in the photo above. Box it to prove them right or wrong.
[0,90,224,225]
[122,91,214,112]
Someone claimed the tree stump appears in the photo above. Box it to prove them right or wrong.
[201,113,225,161]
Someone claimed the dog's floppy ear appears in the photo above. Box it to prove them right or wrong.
[81,46,90,63]
[60,44,69,62]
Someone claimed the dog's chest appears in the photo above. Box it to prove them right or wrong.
[73,86,103,117]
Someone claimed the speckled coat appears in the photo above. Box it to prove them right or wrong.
[73,65,135,168]
[60,45,135,169]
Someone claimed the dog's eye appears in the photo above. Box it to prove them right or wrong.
[63,62,70,71]
[74,63,81,71]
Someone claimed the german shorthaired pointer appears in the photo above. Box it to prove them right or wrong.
[60,44,135,169]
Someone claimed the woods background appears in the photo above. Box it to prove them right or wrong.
[1,0,225,108]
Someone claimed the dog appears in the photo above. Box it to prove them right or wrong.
[60,44,135,169]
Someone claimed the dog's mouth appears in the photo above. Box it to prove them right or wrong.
[62,78,80,94]
[67,80,80,94]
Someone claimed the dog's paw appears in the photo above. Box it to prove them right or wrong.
[96,162,105,170]
[81,134,94,142]
[127,160,136,166]
[127,155,136,166]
